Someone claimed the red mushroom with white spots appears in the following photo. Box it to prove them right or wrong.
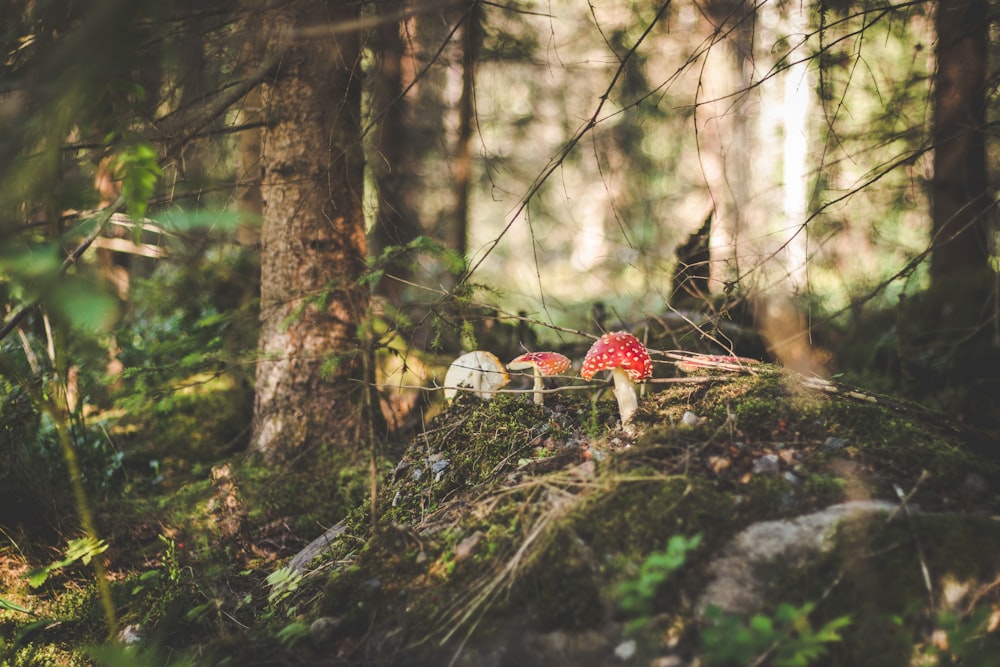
[508,351,571,405]
[580,331,652,427]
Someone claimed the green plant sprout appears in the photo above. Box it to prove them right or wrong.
[700,602,851,667]
[26,536,109,589]
[276,621,311,648]
[0,596,33,616]
[266,567,304,606]
[911,608,1000,667]
[617,533,702,633]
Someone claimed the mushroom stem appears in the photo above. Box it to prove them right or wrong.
[531,367,545,406]
[611,366,639,425]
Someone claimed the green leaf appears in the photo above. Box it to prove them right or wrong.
[358,268,385,288]
[407,236,442,253]
[266,567,303,605]
[441,248,469,276]
[184,601,215,622]
[113,141,161,221]
[279,300,307,333]
[749,614,775,635]
[65,536,109,566]
[320,354,343,378]
[775,601,809,625]
[276,621,310,647]
[27,537,108,588]
[0,597,32,615]
[0,243,61,283]
[813,615,851,642]
[49,280,119,334]
[26,568,51,589]
[155,209,244,233]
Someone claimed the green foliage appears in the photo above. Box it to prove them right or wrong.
[265,567,303,607]
[26,537,109,589]
[111,140,161,221]
[0,371,124,522]
[0,228,118,336]
[362,235,469,292]
[120,532,244,647]
[275,621,310,648]
[157,535,183,585]
[459,318,477,349]
[87,644,193,667]
[0,244,61,302]
[908,608,1000,667]
[49,278,120,335]
[154,209,245,234]
[701,603,851,667]
[112,249,257,461]
[0,597,32,615]
[616,533,701,631]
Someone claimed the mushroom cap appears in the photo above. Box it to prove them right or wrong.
[443,350,510,401]
[508,351,571,376]
[580,331,652,382]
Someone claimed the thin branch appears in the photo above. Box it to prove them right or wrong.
[457,0,674,290]
[156,53,284,153]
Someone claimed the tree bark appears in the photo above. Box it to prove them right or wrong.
[248,0,368,463]
[451,1,481,259]
[232,18,266,248]
[370,0,423,303]
[931,0,992,281]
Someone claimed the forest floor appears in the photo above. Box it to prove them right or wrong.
[3,359,999,667]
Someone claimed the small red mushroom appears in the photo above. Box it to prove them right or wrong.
[580,331,652,427]
[508,351,571,405]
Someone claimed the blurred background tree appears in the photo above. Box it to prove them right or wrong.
[931,0,991,281]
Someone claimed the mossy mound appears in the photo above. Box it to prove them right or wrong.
[258,367,1000,666]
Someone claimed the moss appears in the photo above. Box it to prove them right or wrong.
[310,368,997,660]
[208,367,1000,666]
[0,644,92,667]
[240,453,370,537]
[377,393,592,526]
[0,579,110,667]
[801,474,848,505]
[509,529,604,631]
[644,370,999,509]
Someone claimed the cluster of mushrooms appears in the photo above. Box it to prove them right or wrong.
[443,331,653,428]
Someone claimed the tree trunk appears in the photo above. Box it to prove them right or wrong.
[232,20,266,248]
[451,1,481,259]
[249,0,369,463]
[723,0,811,294]
[931,0,992,281]
[370,0,423,303]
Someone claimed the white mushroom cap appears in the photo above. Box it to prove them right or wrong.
[443,351,510,401]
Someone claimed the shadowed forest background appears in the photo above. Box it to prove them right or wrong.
[1,0,998,664]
